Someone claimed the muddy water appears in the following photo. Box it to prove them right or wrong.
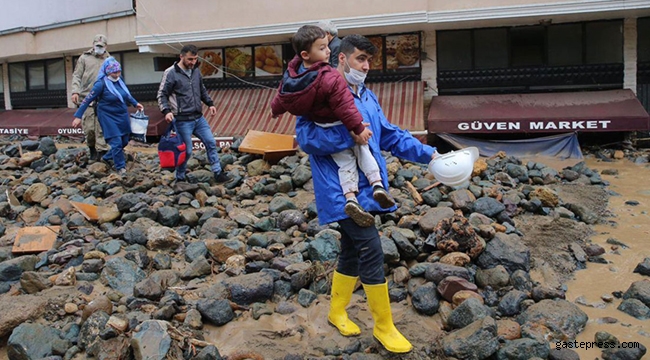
[564,157,650,358]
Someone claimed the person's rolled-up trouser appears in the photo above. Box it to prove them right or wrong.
[80,104,109,151]
[336,218,385,284]
[330,145,382,195]
[105,133,130,170]
[175,116,223,180]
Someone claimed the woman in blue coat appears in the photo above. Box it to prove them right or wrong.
[73,57,143,174]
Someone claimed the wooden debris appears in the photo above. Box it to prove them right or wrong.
[405,181,423,205]
[12,226,60,254]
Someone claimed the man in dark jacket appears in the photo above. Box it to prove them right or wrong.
[157,45,231,183]
[317,20,341,67]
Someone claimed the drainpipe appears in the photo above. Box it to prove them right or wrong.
[623,18,637,94]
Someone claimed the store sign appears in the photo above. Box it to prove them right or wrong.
[57,127,85,135]
[430,118,650,133]
[0,128,29,135]
[192,137,233,150]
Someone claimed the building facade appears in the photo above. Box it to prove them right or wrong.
[1,0,649,138]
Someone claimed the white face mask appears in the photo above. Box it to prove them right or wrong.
[95,46,106,55]
[344,59,367,86]
[108,76,120,82]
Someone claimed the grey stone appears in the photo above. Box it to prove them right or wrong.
[185,241,208,262]
[623,280,650,307]
[307,231,341,262]
[297,289,318,307]
[473,197,506,218]
[223,272,274,305]
[477,233,531,273]
[517,299,588,341]
[442,316,499,360]
[411,282,440,316]
[633,258,650,276]
[498,290,529,317]
[197,299,234,326]
[7,323,69,360]
[448,297,491,330]
[424,262,471,284]
[78,311,110,350]
[497,338,550,360]
[617,298,650,320]
[131,320,171,360]
[100,257,147,296]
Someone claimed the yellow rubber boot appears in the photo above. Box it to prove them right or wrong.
[327,271,361,336]
[363,282,413,353]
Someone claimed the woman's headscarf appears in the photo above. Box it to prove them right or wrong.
[97,57,133,104]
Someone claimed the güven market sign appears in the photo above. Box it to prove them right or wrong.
[429,118,649,133]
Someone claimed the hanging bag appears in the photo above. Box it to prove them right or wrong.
[130,109,150,143]
[158,121,187,169]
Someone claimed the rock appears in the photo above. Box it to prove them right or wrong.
[633,258,650,276]
[440,252,471,267]
[197,299,234,326]
[100,257,147,296]
[564,203,598,224]
[477,233,531,273]
[617,298,650,320]
[442,316,499,359]
[498,290,529,317]
[277,209,306,230]
[82,295,113,321]
[411,282,440,315]
[194,345,223,360]
[530,187,559,207]
[602,344,647,360]
[476,265,510,289]
[184,308,203,329]
[146,226,183,250]
[79,311,110,350]
[7,323,69,360]
[517,299,588,341]
[509,270,533,292]
[496,338,550,360]
[452,290,484,306]
[418,207,455,234]
[182,257,212,279]
[206,239,246,263]
[623,279,650,307]
[424,263,471,284]
[133,278,164,300]
[531,286,566,302]
[38,137,58,156]
[23,183,49,203]
[448,297,491,330]
[497,319,521,340]
[297,289,318,307]
[223,272,274,305]
[548,348,580,360]
[307,231,341,262]
[185,241,208,262]
[269,196,297,213]
[131,320,171,360]
[0,293,49,337]
[437,276,478,302]
[473,197,506,217]
[20,271,52,294]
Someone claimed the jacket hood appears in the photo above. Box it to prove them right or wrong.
[274,56,333,115]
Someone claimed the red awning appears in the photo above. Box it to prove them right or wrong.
[428,89,650,134]
[202,81,425,137]
[0,108,167,138]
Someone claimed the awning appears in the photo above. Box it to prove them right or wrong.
[428,89,650,134]
[0,108,167,138]
[203,81,425,137]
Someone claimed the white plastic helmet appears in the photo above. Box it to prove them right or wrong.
[428,147,479,187]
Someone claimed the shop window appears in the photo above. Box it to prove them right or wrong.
[9,63,26,92]
[46,59,65,90]
[28,63,46,90]
[437,30,472,71]
[474,28,508,69]
[0,65,4,93]
[639,18,650,63]
[548,24,583,66]
[510,26,544,67]
[122,52,165,85]
[586,21,623,64]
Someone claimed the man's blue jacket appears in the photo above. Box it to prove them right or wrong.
[296,84,436,225]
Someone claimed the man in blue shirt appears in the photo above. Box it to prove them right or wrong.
[295,35,438,354]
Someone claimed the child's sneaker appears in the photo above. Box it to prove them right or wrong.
[344,200,375,227]
[373,186,395,209]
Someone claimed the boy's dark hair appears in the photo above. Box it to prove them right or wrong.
[180,45,199,55]
[340,35,377,57]
[292,25,327,54]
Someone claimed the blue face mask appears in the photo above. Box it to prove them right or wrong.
[344,59,367,85]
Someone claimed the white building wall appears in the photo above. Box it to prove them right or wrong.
[624,17,638,93]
